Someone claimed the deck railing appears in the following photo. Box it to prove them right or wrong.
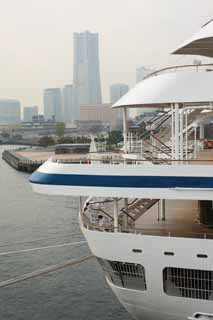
[86,224,213,240]
[144,63,213,80]
[53,157,213,165]
[81,198,213,240]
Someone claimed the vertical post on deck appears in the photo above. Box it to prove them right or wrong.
[130,132,133,153]
[171,105,174,159]
[200,124,204,140]
[175,103,180,160]
[180,109,184,160]
[122,108,128,154]
[185,110,188,160]
[194,124,198,159]
[200,124,205,151]
[160,199,166,221]
[114,198,119,232]
[123,198,129,229]
[157,201,160,221]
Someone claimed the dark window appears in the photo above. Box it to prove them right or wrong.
[132,249,142,253]
[197,254,208,259]
[164,252,174,256]
[97,258,147,291]
[163,267,213,300]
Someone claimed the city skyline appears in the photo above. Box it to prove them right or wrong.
[0,0,212,111]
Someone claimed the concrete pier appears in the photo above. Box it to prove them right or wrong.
[2,147,88,173]
[2,149,44,173]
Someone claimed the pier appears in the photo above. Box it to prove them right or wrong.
[2,149,45,173]
[2,147,89,173]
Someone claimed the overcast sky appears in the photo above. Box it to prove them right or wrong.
[0,0,213,112]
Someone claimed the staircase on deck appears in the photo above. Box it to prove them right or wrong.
[120,198,159,226]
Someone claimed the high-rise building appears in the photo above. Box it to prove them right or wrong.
[63,85,79,123]
[73,30,102,106]
[0,99,21,124]
[23,106,38,122]
[135,66,158,118]
[110,83,129,128]
[43,88,63,122]
[110,83,129,104]
[80,103,116,129]
[136,66,154,83]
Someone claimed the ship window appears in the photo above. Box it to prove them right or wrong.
[197,254,208,259]
[163,267,213,300]
[164,252,174,256]
[132,249,142,253]
[97,258,147,291]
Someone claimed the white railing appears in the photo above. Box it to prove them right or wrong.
[81,198,213,240]
[144,63,213,80]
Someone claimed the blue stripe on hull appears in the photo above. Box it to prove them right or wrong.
[30,172,213,189]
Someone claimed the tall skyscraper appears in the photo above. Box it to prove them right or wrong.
[43,88,63,122]
[0,99,21,124]
[73,30,102,106]
[110,83,129,104]
[63,85,79,123]
[23,106,38,122]
[136,66,154,83]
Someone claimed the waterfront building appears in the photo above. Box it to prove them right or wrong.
[136,66,154,83]
[135,66,157,117]
[73,31,102,106]
[110,83,129,128]
[0,99,21,124]
[43,88,63,122]
[80,103,116,129]
[23,106,38,122]
[63,85,79,124]
[32,114,45,123]
[110,83,129,104]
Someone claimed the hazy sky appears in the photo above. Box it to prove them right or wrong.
[0,0,213,112]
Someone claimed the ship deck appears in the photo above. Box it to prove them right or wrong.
[136,148,213,238]
[83,150,213,239]
[135,200,213,238]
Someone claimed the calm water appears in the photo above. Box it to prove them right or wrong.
[0,146,130,320]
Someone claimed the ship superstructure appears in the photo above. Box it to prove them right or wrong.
[30,21,213,320]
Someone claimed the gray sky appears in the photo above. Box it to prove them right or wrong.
[0,0,213,112]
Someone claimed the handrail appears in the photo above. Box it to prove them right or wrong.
[52,158,213,164]
[81,198,213,240]
[144,63,213,81]
[86,224,213,240]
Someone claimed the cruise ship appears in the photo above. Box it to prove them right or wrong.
[30,21,213,320]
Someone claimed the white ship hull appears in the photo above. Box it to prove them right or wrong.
[82,226,213,320]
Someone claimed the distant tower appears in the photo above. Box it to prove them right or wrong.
[0,99,21,124]
[63,84,79,123]
[110,83,129,104]
[73,31,102,106]
[23,106,38,122]
[136,66,154,83]
[110,83,129,129]
[43,88,63,122]
[135,66,158,117]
